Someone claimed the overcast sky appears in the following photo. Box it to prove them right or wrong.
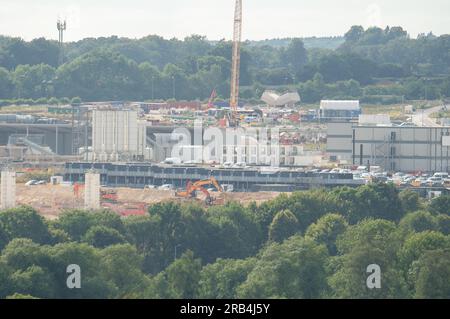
[0,0,448,42]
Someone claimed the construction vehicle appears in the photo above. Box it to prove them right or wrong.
[101,189,118,203]
[175,177,224,205]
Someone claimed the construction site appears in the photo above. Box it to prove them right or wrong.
[1,0,449,219]
[0,0,323,218]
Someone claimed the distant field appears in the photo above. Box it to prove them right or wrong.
[430,110,450,119]
[0,105,48,114]
[362,100,443,120]
[362,104,406,120]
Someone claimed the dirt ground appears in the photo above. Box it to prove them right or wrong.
[15,184,282,219]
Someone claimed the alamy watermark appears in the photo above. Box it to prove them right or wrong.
[170,120,281,167]
[66,264,81,289]
[366,264,381,289]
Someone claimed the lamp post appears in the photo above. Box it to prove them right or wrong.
[172,76,176,100]
[151,76,155,100]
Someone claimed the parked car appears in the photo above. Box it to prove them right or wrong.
[25,180,38,186]
[158,184,173,190]
[433,172,449,179]
[427,177,444,187]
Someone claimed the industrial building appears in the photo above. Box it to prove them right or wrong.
[327,122,450,172]
[90,109,151,162]
[319,100,361,122]
[63,162,364,192]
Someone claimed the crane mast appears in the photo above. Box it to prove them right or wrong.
[229,0,242,127]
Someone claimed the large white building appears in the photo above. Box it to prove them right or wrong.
[91,109,150,162]
[327,122,450,172]
[320,100,361,121]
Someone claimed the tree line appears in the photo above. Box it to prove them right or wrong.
[0,184,449,299]
[0,27,449,104]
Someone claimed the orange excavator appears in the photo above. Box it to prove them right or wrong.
[175,177,224,205]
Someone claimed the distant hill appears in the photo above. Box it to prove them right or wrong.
[243,37,345,50]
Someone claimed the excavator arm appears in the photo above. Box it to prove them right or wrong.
[175,178,223,205]
[192,177,223,192]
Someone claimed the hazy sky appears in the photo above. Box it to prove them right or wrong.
[0,0,448,41]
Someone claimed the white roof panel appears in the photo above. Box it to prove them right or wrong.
[320,100,360,111]
[261,90,300,106]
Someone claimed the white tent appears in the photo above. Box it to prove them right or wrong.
[261,90,301,107]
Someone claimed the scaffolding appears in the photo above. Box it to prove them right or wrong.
[370,132,396,171]
[72,105,90,158]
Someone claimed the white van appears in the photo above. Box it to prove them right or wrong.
[433,172,449,179]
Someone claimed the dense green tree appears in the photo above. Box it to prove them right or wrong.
[0,67,13,98]
[268,209,299,243]
[10,265,55,299]
[336,219,400,256]
[83,226,126,248]
[55,210,125,243]
[330,220,407,298]
[344,26,365,43]
[283,38,308,76]
[48,242,115,299]
[0,28,448,102]
[399,231,449,270]
[305,214,348,255]
[56,50,143,100]
[237,236,329,299]
[0,183,449,299]
[0,239,47,270]
[124,214,166,274]
[100,244,151,298]
[399,211,439,234]
[197,258,255,299]
[437,214,450,235]
[328,244,408,298]
[12,64,56,98]
[317,54,352,83]
[334,184,404,224]
[0,224,8,251]
[90,211,126,234]
[428,195,450,215]
[207,202,262,260]
[0,207,51,245]
[165,250,202,299]
[257,189,336,237]
[55,210,96,241]
[413,250,450,299]
[0,261,12,298]
[399,189,421,213]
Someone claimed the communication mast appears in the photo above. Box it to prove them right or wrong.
[57,19,67,66]
[228,0,242,127]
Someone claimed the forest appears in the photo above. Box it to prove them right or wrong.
[0,26,449,105]
[0,184,449,299]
